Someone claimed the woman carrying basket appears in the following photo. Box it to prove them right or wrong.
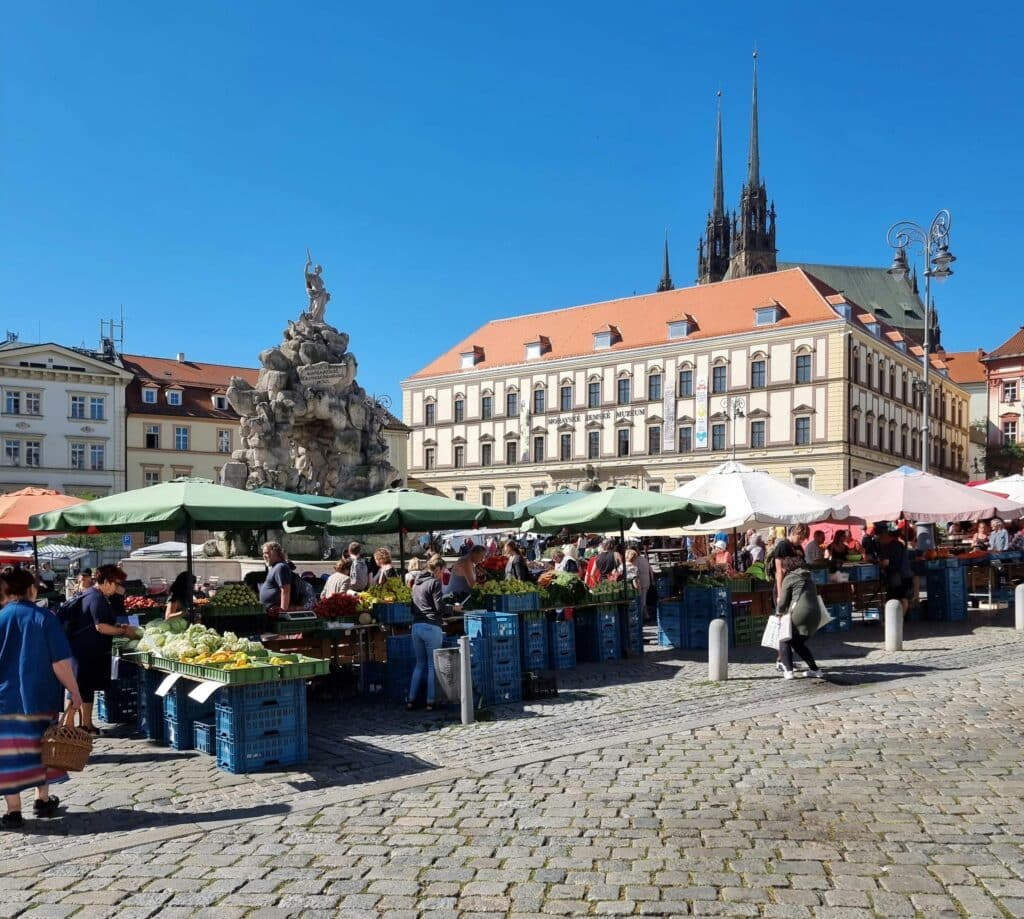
[0,569,83,830]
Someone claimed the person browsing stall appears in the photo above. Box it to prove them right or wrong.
[165,571,197,621]
[259,542,294,612]
[407,555,461,711]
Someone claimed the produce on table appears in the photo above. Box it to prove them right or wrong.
[537,571,589,607]
[589,580,636,600]
[313,592,360,620]
[468,577,540,608]
[352,577,413,619]
[207,583,261,608]
[136,620,267,669]
[123,596,160,610]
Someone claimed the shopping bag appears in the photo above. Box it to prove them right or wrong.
[778,613,792,642]
[815,597,833,634]
[760,616,781,650]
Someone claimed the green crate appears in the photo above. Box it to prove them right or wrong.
[149,655,329,684]
[271,619,325,634]
[727,578,754,594]
[202,605,265,617]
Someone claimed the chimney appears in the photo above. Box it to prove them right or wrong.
[176,352,185,363]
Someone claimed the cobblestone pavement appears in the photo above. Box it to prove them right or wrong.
[3,622,1024,916]
[3,610,1023,874]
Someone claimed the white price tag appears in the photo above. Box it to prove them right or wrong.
[188,680,222,704]
[155,673,181,697]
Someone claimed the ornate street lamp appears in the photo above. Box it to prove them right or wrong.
[720,396,746,461]
[885,209,956,475]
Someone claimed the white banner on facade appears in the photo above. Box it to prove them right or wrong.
[695,378,709,449]
[662,382,676,453]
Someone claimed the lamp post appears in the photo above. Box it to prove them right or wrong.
[720,396,746,461]
[885,210,956,475]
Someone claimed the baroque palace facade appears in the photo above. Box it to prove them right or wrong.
[401,56,969,504]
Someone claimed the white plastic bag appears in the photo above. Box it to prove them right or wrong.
[815,596,833,634]
[778,613,792,642]
[761,616,781,650]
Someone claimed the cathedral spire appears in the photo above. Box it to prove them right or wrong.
[713,91,724,218]
[748,48,760,189]
[658,232,674,292]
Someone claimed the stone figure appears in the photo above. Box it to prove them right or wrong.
[304,249,331,323]
[222,257,396,500]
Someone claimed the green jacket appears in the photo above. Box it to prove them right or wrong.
[778,568,821,637]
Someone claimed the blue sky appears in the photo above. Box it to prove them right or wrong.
[2,3,1020,407]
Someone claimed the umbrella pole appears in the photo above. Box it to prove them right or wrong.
[398,512,406,577]
[620,524,627,588]
[185,523,194,617]
[32,536,41,588]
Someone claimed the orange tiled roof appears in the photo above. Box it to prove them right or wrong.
[987,327,1024,360]
[122,354,259,420]
[942,350,988,384]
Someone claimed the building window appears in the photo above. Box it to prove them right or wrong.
[617,429,630,457]
[647,373,662,401]
[425,402,436,426]
[453,490,465,502]
[866,354,874,390]
[901,427,908,456]
[89,444,105,471]
[678,368,694,397]
[712,365,727,394]
[3,439,19,465]
[889,366,896,396]
[533,389,546,414]
[903,374,910,404]
[648,484,661,493]
[1004,381,1018,403]
[711,423,726,451]
[89,396,105,420]
[213,395,228,411]
[4,391,20,415]
[480,490,492,506]
[852,349,860,383]
[481,395,493,420]
[560,385,573,411]
[795,416,812,446]
[506,391,519,417]
[70,395,86,419]
[167,390,182,406]
[793,475,811,489]
[481,443,492,467]
[454,445,465,468]
[144,470,160,486]
[533,436,545,463]
[70,443,85,470]
[505,440,518,465]
[678,426,693,453]
[587,381,601,408]
[648,426,661,455]
[143,388,157,404]
[587,430,600,459]
[24,440,41,467]
[795,354,812,384]
[750,420,766,448]
[24,392,40,415]
[877,420,885,451]
[145,425,160,449]
[849,414,859,446]
[617,378,631,405]
[560,433,572,461]
[454,397,465,423]
[217,429,232,453]
[505,489,518,507]
[424,447,435,470]
[750,360,766,389]
[1003,421,1018,445]
[174,426,189,451]
[534,489,545,497]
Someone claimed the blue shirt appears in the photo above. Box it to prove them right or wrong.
[990,528,1009,551]
[0,600,72,715]
[259,562,292,610]
[72,588,117,659]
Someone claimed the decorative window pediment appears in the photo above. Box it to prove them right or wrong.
[793,403,816,414]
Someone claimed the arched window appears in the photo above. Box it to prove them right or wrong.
[453,393,465,423]
[532,383,547,415]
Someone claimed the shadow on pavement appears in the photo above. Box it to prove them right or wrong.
[823,661,960,685]
[87,750,195,765]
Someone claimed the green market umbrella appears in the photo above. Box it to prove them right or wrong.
[253,487,349,508]
[320,488,516,571]
[506,488,590,524]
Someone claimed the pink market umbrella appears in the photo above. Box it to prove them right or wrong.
[834,466,1024,524]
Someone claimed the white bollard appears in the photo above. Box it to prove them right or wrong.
[884,599,903,651]
[458,635,474,725]
[1016,584,1024,632]
[708,618,729,681]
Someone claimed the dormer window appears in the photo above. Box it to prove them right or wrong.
[667,316,696,339]
[593,325,621,350]
[828,296,852,320]
[212,395,228,411]
[166,389,182,406]
[754,305,783,326]
[866,321,881,336]
[524,336,551,361]
[895,340,907,353]
[460,346,484,369]
[142,387,157,404]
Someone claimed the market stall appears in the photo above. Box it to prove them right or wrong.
[0,487,87,578]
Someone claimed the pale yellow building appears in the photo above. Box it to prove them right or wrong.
[401,269,969,505]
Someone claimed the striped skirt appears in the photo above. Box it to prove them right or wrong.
[0,714,67,796]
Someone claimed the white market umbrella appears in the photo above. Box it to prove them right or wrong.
[835,465,1024,524]
[972,475,1024,510]
[670,461,851,533]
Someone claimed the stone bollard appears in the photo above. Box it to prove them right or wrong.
[1016,584,1024,632]
[458,635,474,725]
[708,618,729,681]
[884,599,903,651]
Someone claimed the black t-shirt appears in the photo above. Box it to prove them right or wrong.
[595,551,618,578]
[879,540,906,586]
[71,587,117,658]
[774,538,803,565]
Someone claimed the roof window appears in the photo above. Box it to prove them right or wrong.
[667,315,696,339]
[524,336,551,361]
[754,300,785,326]
[460,346,484,369]
[593,325,621,351]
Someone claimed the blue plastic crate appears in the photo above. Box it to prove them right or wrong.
[216,731,307,773]
[215,699,304,741]
[810,568,829,585]
[827,602,854,620]
[136,667,165,742]
[374,602,413,625]
[386,634,416,661]
[846,564,880,582]
[164,682,216,722]
[484,593,540,614]
[193,718,216,755]
[163,715,195,751]
[618,603,644,656]
[358,661,387,696]
[218,679,306,713]
[384,661,416,703]
[548,619,576,670]
[465,610,519,639]
[518,611,548,670]
[96,686,138,724]
[684,585,732,617]
[822,617,853,633]
[655,575,673,599]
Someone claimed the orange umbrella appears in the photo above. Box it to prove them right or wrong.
[0,488,87,574]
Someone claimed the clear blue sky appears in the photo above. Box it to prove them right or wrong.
[3,3,1019,407]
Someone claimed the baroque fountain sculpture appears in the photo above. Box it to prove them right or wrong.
[220,251,396,499]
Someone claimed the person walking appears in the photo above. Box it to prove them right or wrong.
[775,556,824,680]
[0,569,84,830]
[408,555,460,711]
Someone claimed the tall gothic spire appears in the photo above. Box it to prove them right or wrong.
[658,232,674,292]
[713,91,724,217]
[748,48,760,189]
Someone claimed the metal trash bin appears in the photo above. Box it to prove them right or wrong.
[433,647,462,703]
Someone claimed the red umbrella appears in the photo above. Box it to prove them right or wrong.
[0,488,87,573]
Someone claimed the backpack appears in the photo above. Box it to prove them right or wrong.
[55,594,88,642]
[289,569,315,610]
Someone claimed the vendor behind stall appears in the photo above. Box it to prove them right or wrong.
[259,542,293,612]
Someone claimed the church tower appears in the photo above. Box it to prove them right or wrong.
[657,233,674,292]
[696,93,731,284]
[726,51,777,279]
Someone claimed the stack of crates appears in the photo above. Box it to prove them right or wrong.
[926,566,968,621]
[822,601,854,634]
[136,667,165,743]
[655,574,674,599]
[518,611,549,671]
[657,599,685,647]
[574,606,621,662]
[617,598,644,657]
[384,635,417,703]
[731,600,757,646]
[96,661,139,724]
[163,681,217,750]
[466,611,522,705]
[215,680,307,773]
[683,585,734,650]
[548,614,576,669]
[193,718,216,756]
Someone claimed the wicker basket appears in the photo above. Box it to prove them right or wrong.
[40,710,93,772]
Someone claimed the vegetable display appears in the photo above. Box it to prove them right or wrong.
[538,571,589,608]
[135,619,267,669]
[313,592,360,620]
[208,583,261,608]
